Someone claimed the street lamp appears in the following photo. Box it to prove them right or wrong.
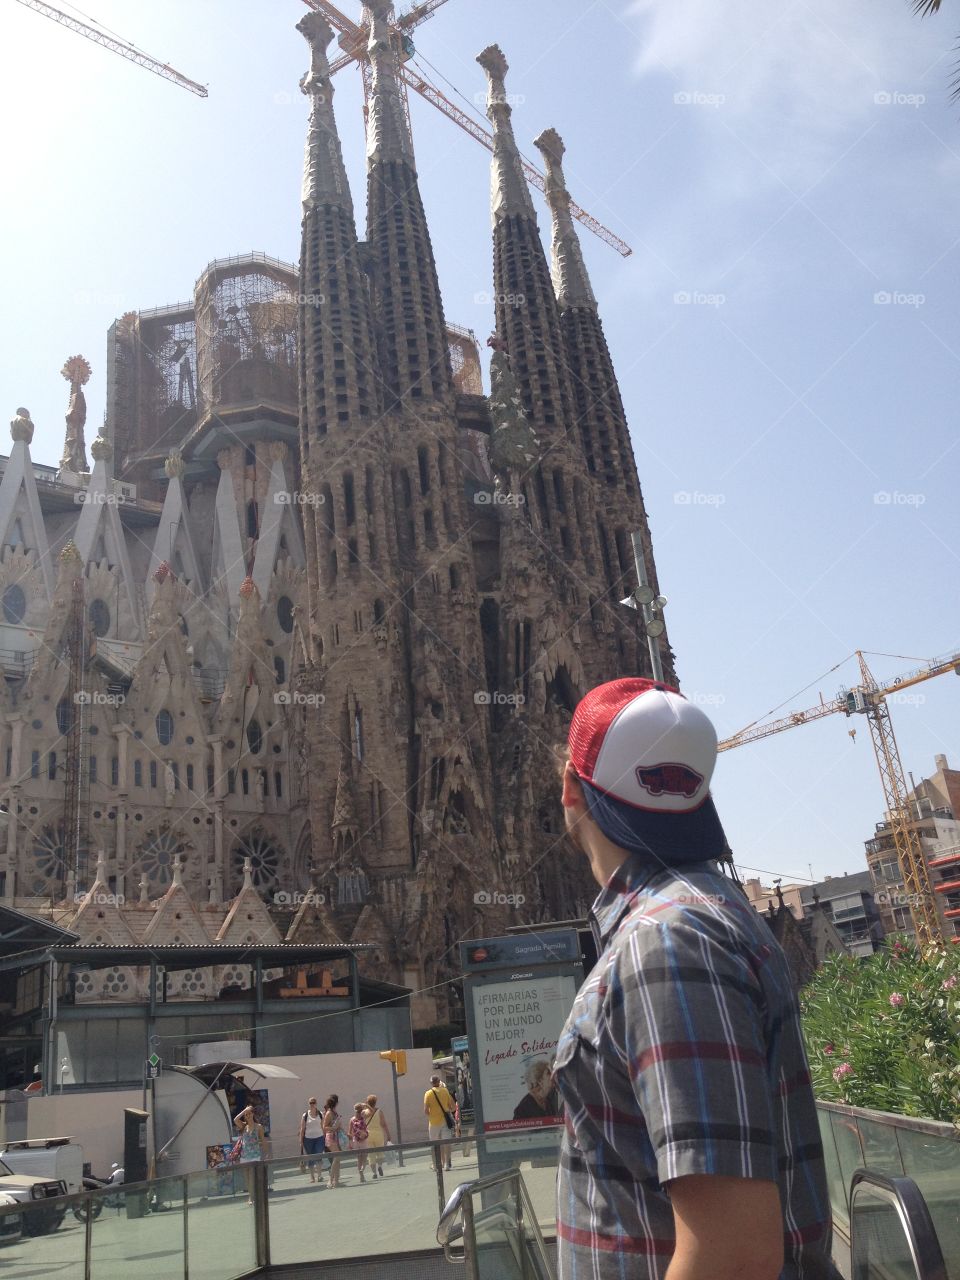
[620,531,667,682]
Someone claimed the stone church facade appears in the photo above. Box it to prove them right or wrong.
[0,7,670,1027]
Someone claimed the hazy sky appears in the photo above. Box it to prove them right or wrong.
[1,0,958,887]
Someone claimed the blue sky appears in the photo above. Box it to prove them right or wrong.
[1,0,958,887]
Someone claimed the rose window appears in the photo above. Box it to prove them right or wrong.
[230,833,281,893]
[133,830,187,890]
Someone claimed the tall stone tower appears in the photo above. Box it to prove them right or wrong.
[294,19,671,1024]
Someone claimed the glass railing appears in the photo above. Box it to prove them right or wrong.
[817,1101,960,1279]
[850,1169,949,1280]
[0,1130,560,1277]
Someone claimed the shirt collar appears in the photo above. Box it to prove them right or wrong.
[588,852,661,950]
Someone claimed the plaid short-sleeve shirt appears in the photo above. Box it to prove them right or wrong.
[554,856,840,1280]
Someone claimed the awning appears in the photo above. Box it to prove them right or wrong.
[179,1060,300,1085]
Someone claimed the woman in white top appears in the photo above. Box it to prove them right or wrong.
[299,1097,326,1184]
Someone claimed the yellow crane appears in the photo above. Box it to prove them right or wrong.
[302,0,633,257]
[719,648,960,948]
[13,0,207,97]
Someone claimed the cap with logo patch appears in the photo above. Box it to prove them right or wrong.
[567,677,727,865]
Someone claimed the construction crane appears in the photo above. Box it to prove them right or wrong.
[302,0,633,257]
[13,0,208,97]
[720,648,960,949]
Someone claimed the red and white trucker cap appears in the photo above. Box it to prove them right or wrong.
[567,678,727,863]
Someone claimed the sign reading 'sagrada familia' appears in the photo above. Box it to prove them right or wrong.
[0,8,668,1028]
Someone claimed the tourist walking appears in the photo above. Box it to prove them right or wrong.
[348,1102,370,1182]
[322,1094,343,1188]
[553,678,842,1280]
[298,1097,326,1184]
[363,1094,391,1178]
[423,1073,453,1172]
[232,1105,268,1206]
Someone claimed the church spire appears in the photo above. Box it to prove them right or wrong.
[298,11,354,217]
[365,0,415,168]
[476,45,537,224]
[365,0,451,404]
[533,129,597,311]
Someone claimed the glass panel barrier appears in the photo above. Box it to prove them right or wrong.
[88,1173,186,1280]
[896,1129,960,1280]
[818,1107,849,1234]
[831,1111,866,1215]
[185,1163,257,1280]
[3,1190,83,1280]
[858,1117,907,1179]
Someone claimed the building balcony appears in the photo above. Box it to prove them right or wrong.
[934,879,960,895]
[944,907,960,919]
[928,845,960,870]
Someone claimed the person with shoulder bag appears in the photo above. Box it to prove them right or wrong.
[299,1096,326,1185]
[348,1102,370,1182]
[363,1094,391,1179]
[423,1073,454,1172]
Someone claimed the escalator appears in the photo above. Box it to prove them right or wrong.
[437,1168,555,1280]
[850,1169,950,1280]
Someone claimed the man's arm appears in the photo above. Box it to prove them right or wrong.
[666,1175,783,1280]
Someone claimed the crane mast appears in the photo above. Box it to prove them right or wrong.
[719,647,960,948]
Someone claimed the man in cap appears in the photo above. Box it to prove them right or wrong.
[553,678,839,1280]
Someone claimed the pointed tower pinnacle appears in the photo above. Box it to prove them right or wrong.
[366,0,415,167]
[534,129,597,311]
[298,11,354,217]
[476,46,537,224]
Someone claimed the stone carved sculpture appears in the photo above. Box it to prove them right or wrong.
[60,355,91,474]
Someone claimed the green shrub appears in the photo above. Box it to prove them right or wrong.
[800,938,960,1123]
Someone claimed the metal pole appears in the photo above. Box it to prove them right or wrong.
[630,531,663,683]
[392,1062,404,1168]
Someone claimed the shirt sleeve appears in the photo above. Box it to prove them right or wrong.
[607,920,779,1187]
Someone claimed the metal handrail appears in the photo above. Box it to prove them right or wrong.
[850,1168,948,1280]
[437,1166,554,1280]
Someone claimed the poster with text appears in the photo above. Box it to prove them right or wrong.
[472,973,578,1134]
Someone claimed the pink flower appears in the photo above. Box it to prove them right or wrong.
[823,1043,835,1056]
[832,1063,854,1083]
[889,992,904,1008]
[942,976,958,991]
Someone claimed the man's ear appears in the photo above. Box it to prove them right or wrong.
[561,761,586,810]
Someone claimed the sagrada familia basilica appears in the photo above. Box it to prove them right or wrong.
[0,5,670,1026]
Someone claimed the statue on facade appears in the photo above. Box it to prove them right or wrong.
[60,356,91,474]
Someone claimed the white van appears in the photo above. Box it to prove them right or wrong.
[0,1138,83,1196]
